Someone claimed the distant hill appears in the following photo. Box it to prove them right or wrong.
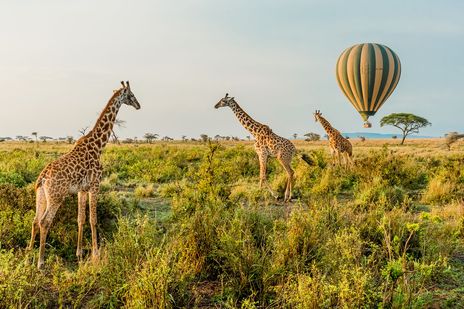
[340,132,435,139]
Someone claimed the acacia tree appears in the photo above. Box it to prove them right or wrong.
[39,136,53,142]
[31,132,38,142]
[79,127,89,136]
[304,132,320,141]
[200,134,209,142]
[66,136,74,144]
[111,119,126,144]
[144,133,159,143]
[380,113,431,145]
[445,132,464,150]
[16,135,28,141]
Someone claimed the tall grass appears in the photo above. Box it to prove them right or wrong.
[0,141,463,307]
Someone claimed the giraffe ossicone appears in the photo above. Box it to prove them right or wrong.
[28,81,140,269]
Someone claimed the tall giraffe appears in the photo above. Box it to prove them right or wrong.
[28,81,140,269]
[215,93,298,202]
[314,110,353,166]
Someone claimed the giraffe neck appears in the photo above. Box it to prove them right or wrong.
[85,91,123,151]
[317,115,338,138]
[229,101,264,137]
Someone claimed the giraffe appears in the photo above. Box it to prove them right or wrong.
[314,110,353,167]
[27,81,140,269]
[215,93,299,202]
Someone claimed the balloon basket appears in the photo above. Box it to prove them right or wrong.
[363,121,372,128]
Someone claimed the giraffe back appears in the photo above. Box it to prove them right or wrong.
[329,133,352,155]
[35,142,102,194]
[256,130,295,158]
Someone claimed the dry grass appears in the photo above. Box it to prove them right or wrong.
[2,137,460,157]
[0,139,463,307]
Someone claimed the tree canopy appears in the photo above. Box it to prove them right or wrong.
[143,133,159,143]
[304,132,320,142]
[445,132,464,150]
[380,113,431,145]
[200,134,209,142]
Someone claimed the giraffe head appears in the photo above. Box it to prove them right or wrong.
[118,81,141,110]
[314,110,322,122]
[214,93,235,109]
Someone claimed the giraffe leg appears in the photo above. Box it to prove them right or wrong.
[38,198,61,269]
[336,151,342,166]
[329,147,337,166]
[89,189,100,262]
[28,219,39,251]
[278,156,294,203]
[257,151,277,199]
[257,152,267,188]
[348,152,354,166]
[345,152,353,169]
[342,152,348,168]
[28,187,46,250]
[76,191,88,260]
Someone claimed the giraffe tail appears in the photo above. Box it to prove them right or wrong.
[34,178,43,190]
[35,170,46,190]
[300,153,316,166]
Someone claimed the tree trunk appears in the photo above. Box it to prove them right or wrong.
[401,133,407,145]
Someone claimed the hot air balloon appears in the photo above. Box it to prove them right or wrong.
[335,43,401,128]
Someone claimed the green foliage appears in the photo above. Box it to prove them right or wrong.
[124,246,174,308]
[134,183,155,198]
[380,113,432,144]
[422,160,464,204]
[0,143,463,307]
[304,132,321,141]
[0,184,36,248]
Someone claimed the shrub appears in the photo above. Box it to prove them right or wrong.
[0,142,463,307]
[422,174,458,205]
[134,183,155,198]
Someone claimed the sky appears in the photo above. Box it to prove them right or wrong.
[0,0,463,139]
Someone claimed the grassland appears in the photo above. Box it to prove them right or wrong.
[0,138,463,308]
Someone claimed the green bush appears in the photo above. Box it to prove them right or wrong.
[0,143,463,307]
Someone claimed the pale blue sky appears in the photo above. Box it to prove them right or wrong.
[1,0,462,139]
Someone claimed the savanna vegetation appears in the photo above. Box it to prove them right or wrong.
[380,113,431,145]
[0,139,463,308]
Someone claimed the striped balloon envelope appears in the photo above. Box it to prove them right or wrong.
[335,43,401,127]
